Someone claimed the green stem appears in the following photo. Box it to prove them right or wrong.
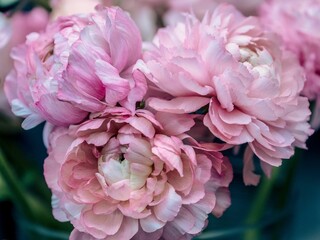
[243,149,302,240]
[243,167,280,240]
[277,149,301,208]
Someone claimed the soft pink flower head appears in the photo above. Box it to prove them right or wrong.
[138,4,313,185]
[0,9,49,116]
[259,0,320,129]
[44,108,232,239]
[5,6,146,129]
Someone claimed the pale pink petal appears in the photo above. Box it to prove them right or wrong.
[156,112,195,136]
[92,201,118,215]
[95,59,131,106]
[212,187,231,218]
[132,227,163,240]
[106,7,142,72]
[140,213,166,233]
[107,180,132,201]
[128,116,156,139]
[243,145,261,186]
[82,210,123,237]
[70,229,95,240]
[148,97,210,114]
[170,206,196,234]
[106,217,139,240]
[153,184,182,222]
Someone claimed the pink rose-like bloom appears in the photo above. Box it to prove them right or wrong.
[44,108,232,239]
[0,9,49,116]
[5,7,146,129]
[259,0,320,129]
[139,4,313,185]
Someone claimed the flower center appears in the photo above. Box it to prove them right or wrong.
[97,141,153,192]
[98,152,130,185]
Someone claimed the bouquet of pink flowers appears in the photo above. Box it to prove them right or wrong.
[0,0,318,239]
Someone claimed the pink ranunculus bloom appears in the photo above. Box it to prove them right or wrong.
[259,0,320,129]
[5,6,146,129]
[138,3,313,185]
[44,108,232,239]
[0,8,49,116]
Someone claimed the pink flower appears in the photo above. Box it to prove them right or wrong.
[138,4,313,185]
[0,8,49,116]
[5,7,146,129]
[259,0,320,129]
[44,108,232,239]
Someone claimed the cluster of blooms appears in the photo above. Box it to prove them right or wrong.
[1,0,317,239]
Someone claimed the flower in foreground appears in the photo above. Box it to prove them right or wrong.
[44,108,232,239]
[138,4,313,185]
[5,6,146,129]
[259,0,320,129]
